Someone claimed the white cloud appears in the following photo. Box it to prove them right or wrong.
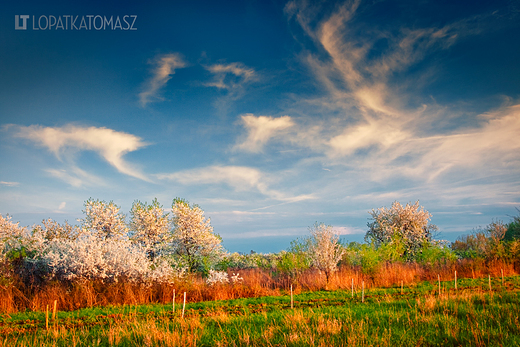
[328,118,410,156]
[203,62,257,113]
[0,181,19,187]
[204,62,256,90]
[45,167,106,188]
[15,125,149,183]
[273,0,520,186]
[160,165,266,191]
[139,53,186,106]
[411,106,520,181]
[235,114,295,152]
[157,165,313,202]
[58,202,66,210]
[334,226,365,235]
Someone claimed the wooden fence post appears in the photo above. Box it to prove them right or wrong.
[454,271,457,290]
[53,300,57,320]
[290,284,293,309]
[182,292,186,318]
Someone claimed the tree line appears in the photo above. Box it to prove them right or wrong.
[1,199,519,287]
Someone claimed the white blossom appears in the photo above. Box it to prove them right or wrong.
[41,233,185,284]
[129,198,170,259]
[32,218,80,241]
[171,198,225,272]
[365,201,438,259]
[230,272,243,284]
[206,270,229,285]
[308,222,344,283]
[80,198,128,239]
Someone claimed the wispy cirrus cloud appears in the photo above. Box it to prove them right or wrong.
[0,181,19,187]
[139,53,187,106]
[272,0,520,186]
[234,114,294,152]
[14,125,150,185]
[157,165,313,202]
[45,167,106,188]
[204,62,256,90]
[203,62,257,113]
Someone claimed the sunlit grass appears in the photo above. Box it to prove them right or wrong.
[2,276,520,346]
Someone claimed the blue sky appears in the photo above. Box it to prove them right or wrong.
[1,0,519,253]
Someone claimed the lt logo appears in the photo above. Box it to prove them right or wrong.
[15,15,30,30]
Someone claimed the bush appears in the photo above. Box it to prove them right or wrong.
[365,201,438,261]
[308,223,344,283]
[358,244,382,275]
[416,241,457,269]
[41,234,184,284]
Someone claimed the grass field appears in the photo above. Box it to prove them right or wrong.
[1,275,520,346]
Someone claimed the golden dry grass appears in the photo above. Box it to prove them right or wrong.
[0,260,516,314]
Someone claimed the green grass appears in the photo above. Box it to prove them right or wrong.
[2,276,520,346]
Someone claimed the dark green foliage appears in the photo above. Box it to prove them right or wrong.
[504,209,520,241]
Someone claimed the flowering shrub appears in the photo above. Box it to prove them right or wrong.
[0,214,42,260]
[230,272,243,284]
[0,214,25,278]
[1,206,187,285]
[42,234,142,282]
[206,270,229,285]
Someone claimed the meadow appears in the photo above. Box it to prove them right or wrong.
[2,200,520,345]
[2,274,520,346]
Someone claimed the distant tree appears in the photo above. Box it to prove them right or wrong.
[278,238,312,283]
[129,198,170,260]
[80,198,128,240]
[504,208,520,241]
[452,220,508,262]
[170,198,224,272]
[365,201,438,260]
[308,222,344,285]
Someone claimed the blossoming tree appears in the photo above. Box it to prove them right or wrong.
[129,198,170,260]
[308,222,344,285]
[80,198,128,239]
[171,198,225,272]
[365,201,438,260]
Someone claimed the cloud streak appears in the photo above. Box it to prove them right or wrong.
[234,114,294,152]
[204,62,256,90]
[203,62,257,114]
[273,0,520,186]
[15,125,149,184]
[157,165,313,202]
[139,53,186,106]
[0,181,19,187]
